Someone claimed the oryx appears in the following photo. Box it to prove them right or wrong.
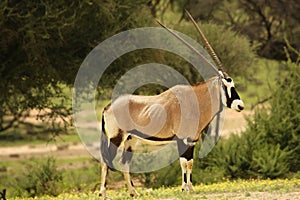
[99,11,244,197]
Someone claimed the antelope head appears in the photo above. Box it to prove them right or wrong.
[157,10,245,112]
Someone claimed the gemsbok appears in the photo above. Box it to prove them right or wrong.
[99,11,244,197]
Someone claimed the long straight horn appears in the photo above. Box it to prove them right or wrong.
[156,19,220,75]
[185,10,225,73]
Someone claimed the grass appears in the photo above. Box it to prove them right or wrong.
[0,157,100,198]
[9,178,300,199]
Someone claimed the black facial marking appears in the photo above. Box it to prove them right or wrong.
[223,85,231,107]
[223,85,241,108]
[231,87,241,100]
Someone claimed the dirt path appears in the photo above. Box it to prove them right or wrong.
[195,191,300,200]
[0,143,92,161]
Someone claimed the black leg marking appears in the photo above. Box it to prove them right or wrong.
[177,140,195,160]
[0,189,6,200]
[190,174,192,183]
[121,147,133,165]
[131,180,134,187]
[183,173,187,184]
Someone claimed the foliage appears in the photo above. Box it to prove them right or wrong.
[150,0,300,60]
[1,155,102,199]
[251,143,291,179]
[0,0,153,133]
[248,54,300,171]
[147,162,181,188]
[194,48,299,180]
[16,157,63,197]
[61,158,101,192]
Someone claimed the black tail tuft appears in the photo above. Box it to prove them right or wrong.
[100,113,116,170]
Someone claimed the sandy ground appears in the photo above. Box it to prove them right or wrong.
[195,191,300,200]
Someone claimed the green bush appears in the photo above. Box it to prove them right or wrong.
[194,49,299,181]
[246,54,300,172]
[17,157,63,197]
[251,143,291,179]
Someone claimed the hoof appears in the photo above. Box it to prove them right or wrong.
[187,183,194,192]
[182,183,188,191]
[182,183,194,192]
[99,189,106,199]
[129,189,139,197]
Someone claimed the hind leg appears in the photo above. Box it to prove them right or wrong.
[120,135,139,197]
[99,130,123,197]
[99,162,108,198]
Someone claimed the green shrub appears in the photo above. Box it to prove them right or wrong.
[251,143,291,179]
[17,157,63,197]
[194,49,299,181]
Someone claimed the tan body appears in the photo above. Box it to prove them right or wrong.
[104,77,221,142]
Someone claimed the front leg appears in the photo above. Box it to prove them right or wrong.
[177,139,195,192]
[180,157,194,192]
[186,158,194,191]
[180,157,188,191]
